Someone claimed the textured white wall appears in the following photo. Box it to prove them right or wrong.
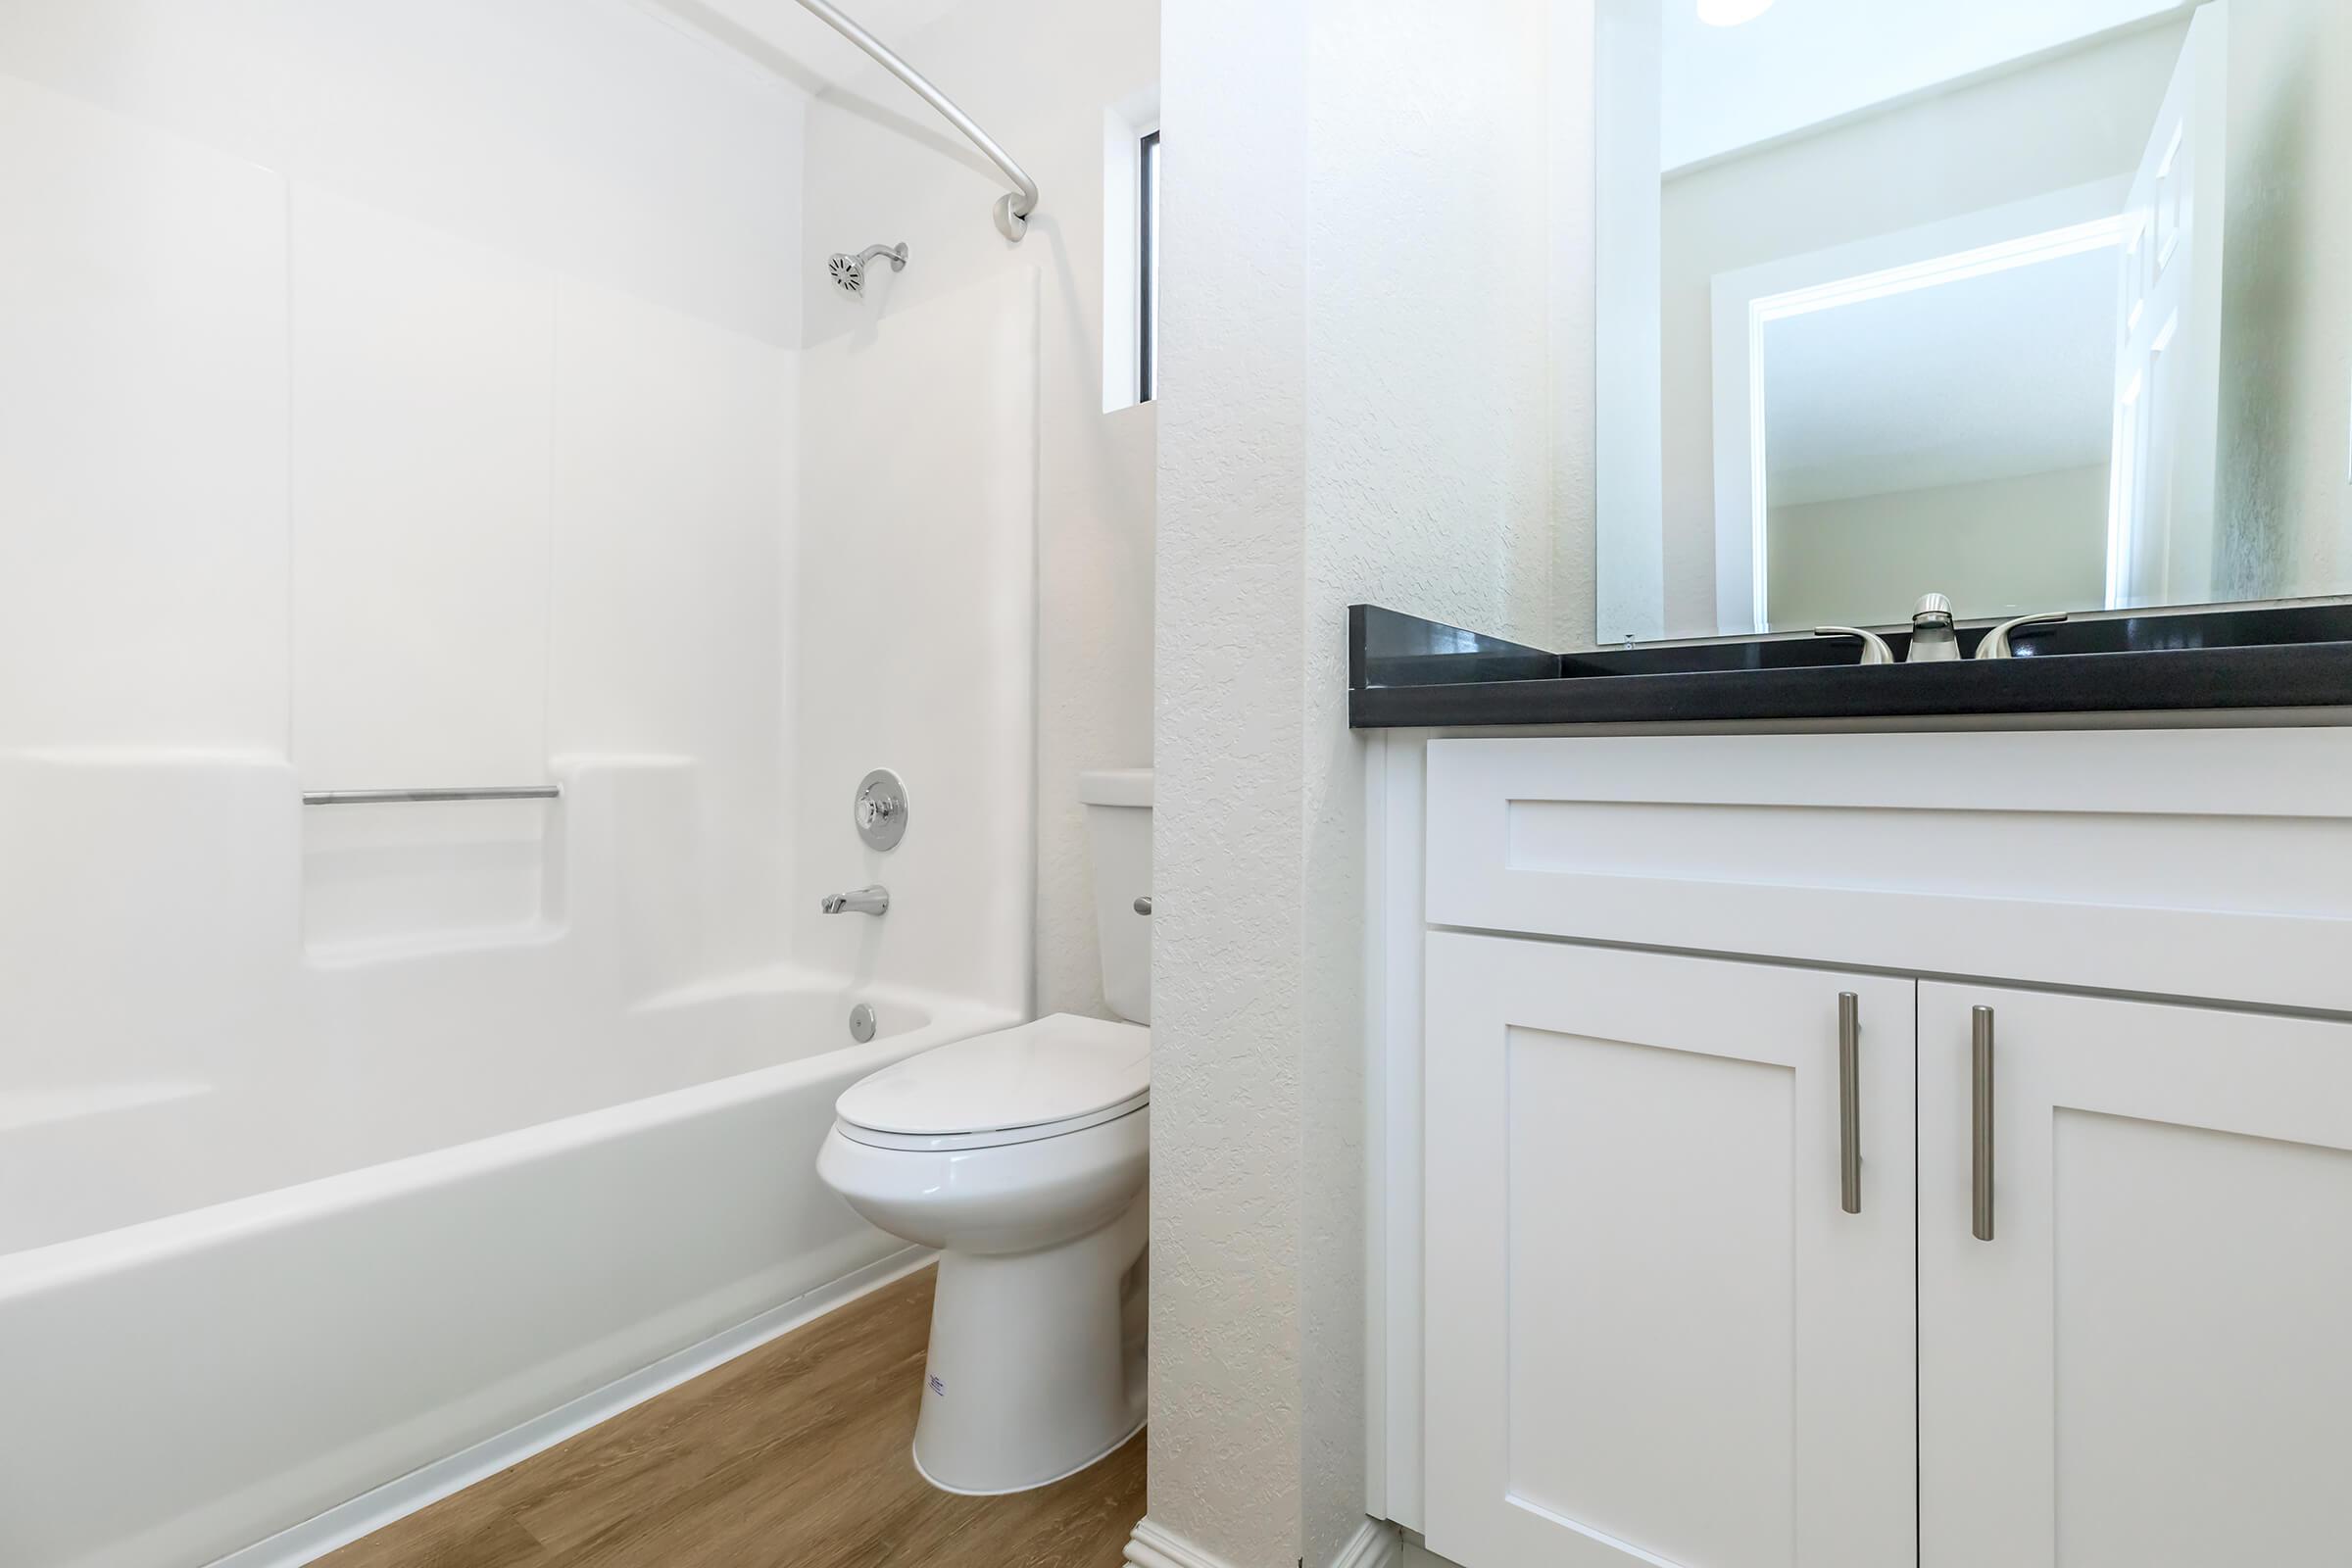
[2215,0,2352,603]
[801,0,1160,1021]
[1300,2,1557,1562]
[1152,0,1564,1563]
[1153,0,1309,1557]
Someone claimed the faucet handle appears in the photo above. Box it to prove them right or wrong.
[1974,612,2068,660]
[1814,626,1895,666]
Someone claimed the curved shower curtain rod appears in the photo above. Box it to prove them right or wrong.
[793,0,1039,241]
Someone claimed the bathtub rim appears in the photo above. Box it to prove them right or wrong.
[0,971,1018,1297]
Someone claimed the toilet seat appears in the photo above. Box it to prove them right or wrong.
[835,1097,1148,1152]
[834,1013,1150,1152]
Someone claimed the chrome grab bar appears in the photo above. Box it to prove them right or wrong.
[302,785,561,807]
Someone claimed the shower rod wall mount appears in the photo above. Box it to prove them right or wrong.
[791,0,1039,241]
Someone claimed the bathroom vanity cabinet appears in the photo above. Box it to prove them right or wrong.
[1377,729,2352,1568]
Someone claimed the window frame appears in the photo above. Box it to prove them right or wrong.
[1138,128,1160,404]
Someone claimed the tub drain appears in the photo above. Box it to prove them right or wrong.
[849,1003,878,1043]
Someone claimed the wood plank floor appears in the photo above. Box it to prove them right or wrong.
[319,1265,1145,1568]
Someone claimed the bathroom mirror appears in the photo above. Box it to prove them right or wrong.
[1591,0,2352,644]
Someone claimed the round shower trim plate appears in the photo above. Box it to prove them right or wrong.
[856,768,909,852]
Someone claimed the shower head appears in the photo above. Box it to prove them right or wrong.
[828,241,908,295]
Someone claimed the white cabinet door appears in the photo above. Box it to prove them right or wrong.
[1425,935,1916,1568]
[1919,984,2352,1567]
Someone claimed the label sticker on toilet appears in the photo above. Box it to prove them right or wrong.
[928,1374,947,1398]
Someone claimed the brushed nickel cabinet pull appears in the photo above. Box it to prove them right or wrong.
[1972,1005,1996,1242]
[1838,992,1862,1215]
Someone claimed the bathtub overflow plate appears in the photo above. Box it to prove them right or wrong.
[849,1003,878,1043]
[855,769,908,852]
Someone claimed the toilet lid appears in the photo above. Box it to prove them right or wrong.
[835,1013,1151,1139]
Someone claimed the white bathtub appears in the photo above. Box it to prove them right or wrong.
[0,977,1014,1568]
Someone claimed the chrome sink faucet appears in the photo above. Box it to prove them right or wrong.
[820,885,890,915]
[1975,612,2068,659]
[1906,594,1961,662]
[1818,596,2070,664]
[1814,625,1895,664]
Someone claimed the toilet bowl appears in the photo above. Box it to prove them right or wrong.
[818,1014,1149,1493]
[816,769,1152,1494]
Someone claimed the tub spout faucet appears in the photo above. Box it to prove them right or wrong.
[821,886,890,916]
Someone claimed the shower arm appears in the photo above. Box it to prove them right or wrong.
[792,0,1039,242]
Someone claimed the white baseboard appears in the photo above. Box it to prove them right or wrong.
[1125,1518,1238,1568]
[1331,1518,1404,1568]
[1125,1516,1401,1568]
[210,1247,935,1568]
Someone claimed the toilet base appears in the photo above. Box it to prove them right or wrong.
[911,1412,1146,1497]
[909,1196,1149,1494]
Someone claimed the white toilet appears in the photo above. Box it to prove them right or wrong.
[816,768,1152,1494]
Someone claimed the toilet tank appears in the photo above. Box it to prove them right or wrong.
[1078,769,1152,1025]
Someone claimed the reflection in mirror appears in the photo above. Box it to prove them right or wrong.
[1592,0,2352,644]
[1750,211,2129,631]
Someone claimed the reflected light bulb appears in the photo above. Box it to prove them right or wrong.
[1697,0,1776,24]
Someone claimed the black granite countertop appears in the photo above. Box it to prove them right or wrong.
[1348,602,2352,727]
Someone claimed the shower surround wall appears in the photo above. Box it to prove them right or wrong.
[791,268,1041,1019]
[0,0,808,998]
[801,0,1161,1021]
[1,2,1057,1563]
[0,1,969,1561]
